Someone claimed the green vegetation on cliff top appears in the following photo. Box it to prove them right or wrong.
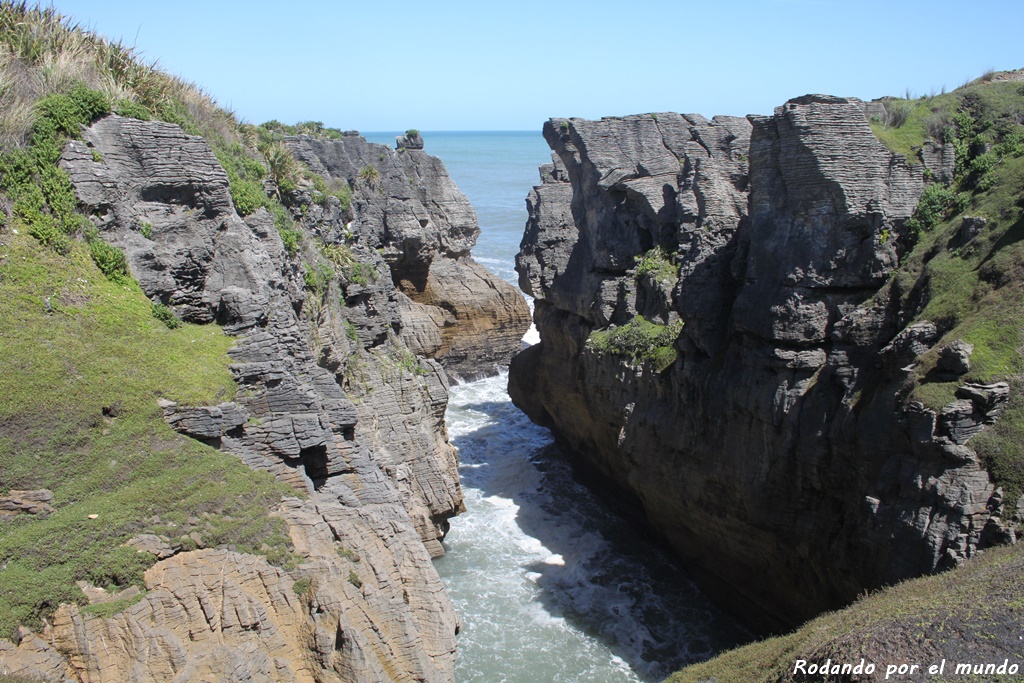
[868,71,1024,504]
[870,72,1024,163]
[0,3,298,639]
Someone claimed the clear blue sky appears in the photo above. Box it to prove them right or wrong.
[50,0,1024,131]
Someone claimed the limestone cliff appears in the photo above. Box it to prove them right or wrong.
[0,114,510,681]
[510,98,1016,632]
[285,133,531,381]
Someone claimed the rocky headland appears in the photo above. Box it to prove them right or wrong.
[284,131,530,381]
[510,86,1024,643]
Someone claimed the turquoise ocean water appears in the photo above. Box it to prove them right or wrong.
[364,132,748,682]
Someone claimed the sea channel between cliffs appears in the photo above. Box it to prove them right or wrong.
[0,9,1020,679]
[385,132,752,682]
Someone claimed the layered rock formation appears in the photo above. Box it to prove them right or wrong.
[0,114,519,681]
[285,133,530,380]
[510,99,1012,632]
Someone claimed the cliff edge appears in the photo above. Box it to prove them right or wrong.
[286,133,530,381]
[0,16,527,671]
[510,85,1024,634]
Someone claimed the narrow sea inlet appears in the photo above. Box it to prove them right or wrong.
[440,370,749,682]
[362,131,749,681]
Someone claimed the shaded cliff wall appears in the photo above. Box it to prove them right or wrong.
[0,115,504,682]
[510,98,1009,632]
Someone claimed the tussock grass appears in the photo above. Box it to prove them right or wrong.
[0,2,238,150]
[0,3,320,288]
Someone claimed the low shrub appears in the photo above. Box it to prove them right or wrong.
[587,316,683,371]
[303,261,334,297]
[34,84,109,137]
[213,143,269,217]
[634,246,676,283]
[259,119,344,140]
[329,179,353,211]
[151,301,180,329]
[279,227,301,255]
[0,84,110,254]
[907,183,968,235]
[114,99,152,121]
[88,239,129,283]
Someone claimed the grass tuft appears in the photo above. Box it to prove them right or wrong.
[317,239,377,286]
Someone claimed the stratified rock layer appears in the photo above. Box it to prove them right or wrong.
[285,134,531,379]
[0,115,480,682]
[510,99,1007,632]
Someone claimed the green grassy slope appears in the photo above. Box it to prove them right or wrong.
[0,3,301,639]
[873,73,1024,504]
[0,230,295,638]
[666,544,1023,683]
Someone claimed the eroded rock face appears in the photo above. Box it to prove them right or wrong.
[61,116,282,330]
[51,550,316,683]
[510,98,1006,632]
[285,134,531,380]
[0,114,473,682]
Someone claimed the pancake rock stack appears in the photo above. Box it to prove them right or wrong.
[510,97,1010,631]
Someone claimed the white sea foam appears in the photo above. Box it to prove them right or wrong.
[438,369,749,682]
[418,131,747,683]
[522,323,540,346]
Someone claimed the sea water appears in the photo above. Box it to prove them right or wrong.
[364,132,749,682]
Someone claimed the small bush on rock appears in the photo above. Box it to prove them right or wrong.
[587,316,683,372]
[113,99,152,121]
[907,184,968,235]
[88,239,129,283]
